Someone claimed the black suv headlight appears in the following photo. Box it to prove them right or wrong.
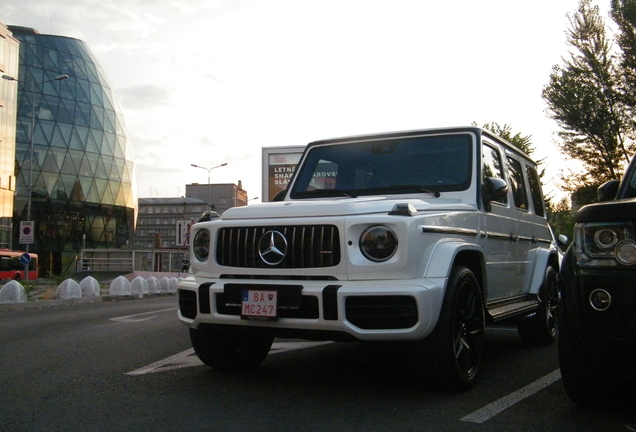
[359,225,398,262]
[193,229,211,261]
[574,222,636,267]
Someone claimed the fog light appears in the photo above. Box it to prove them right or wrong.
[589,289,612,311]
[616,240,636,265]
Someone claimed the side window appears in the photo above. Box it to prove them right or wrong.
[482,142,507,204]
[507,156,528,211]
[526,165,545,217]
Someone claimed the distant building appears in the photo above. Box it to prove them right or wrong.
[0,24,19,249]
[84,184,251,273]
[133,197,207,249]
[185,181,248,214]
[7,25,137,275]
[134,181,250,249]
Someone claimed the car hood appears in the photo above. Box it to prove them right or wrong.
[576,197,636,223]
[219,196,477,220]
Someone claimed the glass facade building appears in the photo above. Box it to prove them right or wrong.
[8,26,137,276]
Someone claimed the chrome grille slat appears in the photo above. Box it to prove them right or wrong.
[216,225,340,268]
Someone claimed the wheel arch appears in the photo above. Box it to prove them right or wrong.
[424,241,487,299]
[525,248,560,296]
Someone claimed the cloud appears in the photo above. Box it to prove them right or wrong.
[5,0,598,204]
[118,84,174,110]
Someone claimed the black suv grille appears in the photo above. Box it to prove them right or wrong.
[216,225,341,268]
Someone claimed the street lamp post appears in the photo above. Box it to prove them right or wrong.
[23,74,69,280]
[190,163,227,208]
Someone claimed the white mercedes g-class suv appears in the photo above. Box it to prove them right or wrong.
[178,126,560,390]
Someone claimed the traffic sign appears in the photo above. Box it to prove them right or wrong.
[19,253,31,265]
[20,221,34,244]
[176,219,194,246]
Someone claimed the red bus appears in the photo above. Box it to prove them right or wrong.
[0,250,39,281]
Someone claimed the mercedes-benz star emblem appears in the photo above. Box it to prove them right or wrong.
[258,230,288,265]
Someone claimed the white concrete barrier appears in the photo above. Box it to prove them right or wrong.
[109,275,131,296]
[146,276,159,294]
[169,277,178,294]
[56,278,82,299]
[131,276,149,296]
[79,276,101,297]
[159,277,170,293]
[0,280,27,303]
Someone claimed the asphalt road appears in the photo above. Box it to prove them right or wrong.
[1,296,633,432]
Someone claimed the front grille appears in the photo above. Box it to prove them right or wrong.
[216,225,341,268]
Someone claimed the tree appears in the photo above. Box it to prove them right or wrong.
[611,0,636,125]
[480,122,536,156]
[542,0,635,198]
[547,197,576,247]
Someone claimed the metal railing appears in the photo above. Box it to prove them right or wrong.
[77,248,189,273]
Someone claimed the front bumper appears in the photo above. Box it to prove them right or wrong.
[560,253,636,380]
[177,276,446,342]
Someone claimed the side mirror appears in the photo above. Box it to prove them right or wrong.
[597,180,620,202]
[482,177,509,212]
[557,234,568,248]
[199,210,221,222]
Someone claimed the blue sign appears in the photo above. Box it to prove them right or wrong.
[19,253,31,265]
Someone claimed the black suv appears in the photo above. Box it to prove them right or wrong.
[559,158,636,409]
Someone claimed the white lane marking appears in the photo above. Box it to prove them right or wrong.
[460,369,562,423]
[126,341,332,376]
[108,307,177,324]
[127,348,197,376]
[269,341,332,354]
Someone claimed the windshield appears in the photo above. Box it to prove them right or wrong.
[290,133,473,199]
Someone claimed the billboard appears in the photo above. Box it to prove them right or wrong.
[262,146,305,202]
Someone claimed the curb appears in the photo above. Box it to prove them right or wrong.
[0,296,104,311]
[0,292,176,312]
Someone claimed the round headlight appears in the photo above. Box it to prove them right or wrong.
[193,230,211,261]
[594,228,618,250]
[616,240,636,265]
[359,226,398,262]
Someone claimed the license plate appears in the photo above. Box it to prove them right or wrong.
[241,290,277,320]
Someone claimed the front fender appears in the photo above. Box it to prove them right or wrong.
[423,239,484,279]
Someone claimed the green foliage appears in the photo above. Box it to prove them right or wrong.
[542,0,636,205]
[546,197,576,245]
[479,122,535,156]
[611,0,636,116]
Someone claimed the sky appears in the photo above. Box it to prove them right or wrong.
[3,0,609,203]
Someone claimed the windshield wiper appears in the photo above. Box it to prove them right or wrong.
[383,184,441,198]
[295,189,357,199]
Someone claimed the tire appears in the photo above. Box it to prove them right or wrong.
[558,324,634,410]
[189,327,274,370]
[517,266,558,345]
[414,265,485,391]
